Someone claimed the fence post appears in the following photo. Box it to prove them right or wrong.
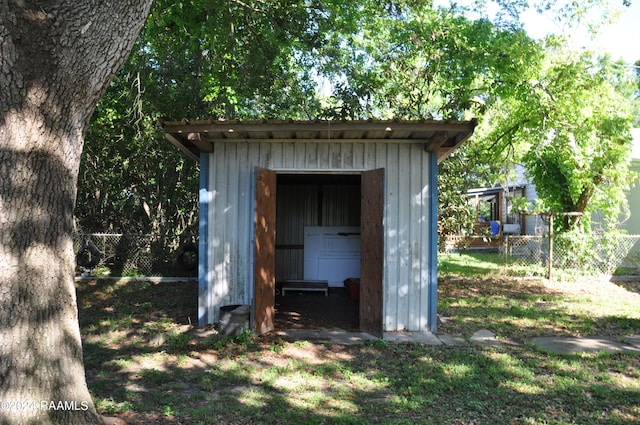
[547,214,554,281]
[503,235,508,267]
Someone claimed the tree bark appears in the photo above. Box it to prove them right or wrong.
[0,1,152,424]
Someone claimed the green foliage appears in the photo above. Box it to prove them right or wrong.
[438,152,476,248]
[140,0,334,119]
[315,2,542,120]
[438,252,546,278]
[77,0,639,244]
[79,65,199,238]
[634,59,640,126]
[551,228,638,275]
[478,49,637,233]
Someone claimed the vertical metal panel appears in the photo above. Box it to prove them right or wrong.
[405,144,420,331]
[381,143,433,332]
[318,143,331,168]
[384,144,400,331]
[427,152,438,333]
[207,144,223,323]
[211,144,230,320]
[413,145,432,332]
[203,140,437,332]
[198,154,210,327]
[352,142,365,169]
[207,143,254,323]
[306,142,318,168]
[322,184,360,226]
[226,143,240,304]
[237,143,252,304]
[418,145,434,332]
[270,142,285,168]
[342,143,354,168]
[246,142,262,307]
[275,184,318,281]
[330,143,342,168]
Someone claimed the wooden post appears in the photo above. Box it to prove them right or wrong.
[503,235,508,263]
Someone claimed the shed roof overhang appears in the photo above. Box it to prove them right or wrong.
[161,118,477,163]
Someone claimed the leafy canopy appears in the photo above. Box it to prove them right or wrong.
[78,0,638,240]
[477,48,636,232]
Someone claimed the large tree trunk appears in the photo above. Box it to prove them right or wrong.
[0,2,152,424]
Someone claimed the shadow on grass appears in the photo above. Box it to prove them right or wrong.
[78,277,640,424]
[77,279,197,331]
[612,280,640,295]
[82,335,640,424]
[438,277,640,340]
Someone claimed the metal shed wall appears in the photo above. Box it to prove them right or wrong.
[199,140,437,332]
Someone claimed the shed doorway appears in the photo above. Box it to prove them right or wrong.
[253,168,384,337]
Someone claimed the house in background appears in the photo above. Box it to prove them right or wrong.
[467,183,527,236]
[463,164,543,248]
[620,128,640,235]
[465,128,640,242]
[163,119,476,336]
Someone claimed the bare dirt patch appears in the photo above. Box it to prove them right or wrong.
[544,277,640,300]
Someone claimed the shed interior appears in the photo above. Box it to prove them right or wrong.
[274,173,361,330]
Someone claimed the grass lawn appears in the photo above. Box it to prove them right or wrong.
[438,251,544,278]
[78,259,640,424]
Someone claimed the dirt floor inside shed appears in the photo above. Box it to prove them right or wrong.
[274,287,359,331]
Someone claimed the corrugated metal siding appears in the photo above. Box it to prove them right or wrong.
[275,184,317,282]
[275,183,360,282]
[322,184,361,226]
[383,143,433,331]
[203,141,436,331]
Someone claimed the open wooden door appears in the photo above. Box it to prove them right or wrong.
[254,167,277,335]
[360,168,384,337]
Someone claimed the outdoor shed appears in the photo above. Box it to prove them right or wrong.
[162,119,476,336]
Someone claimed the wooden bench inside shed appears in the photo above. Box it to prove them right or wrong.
[281,280,329,296]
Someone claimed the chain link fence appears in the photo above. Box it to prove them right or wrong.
[442,233,640,277]
[74,233,198,278]
[501,235,546,267]
[501,234,640,276]
[79,231,639,278]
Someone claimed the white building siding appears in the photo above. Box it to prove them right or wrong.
[622,129,640,234]
[202,141,436,332]
[623,159,640,234]
[524,183,543,235]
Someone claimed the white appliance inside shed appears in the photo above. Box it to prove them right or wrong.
[303,226,361,287]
